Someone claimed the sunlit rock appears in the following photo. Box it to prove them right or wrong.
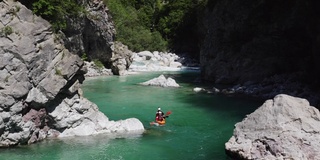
[225,94,320,159]
[0,0,144,147]
[140,75,180,88]
[129,51,182,72]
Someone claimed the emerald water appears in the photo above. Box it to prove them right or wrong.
[0,71,262,160]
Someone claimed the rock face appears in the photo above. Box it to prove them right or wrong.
[110,41,133,75]
[84,61,113,77]
[84,41,133,77]
[140,75,180,87]
[200,0,320,84]
[225,94,320,159]
[62,0,116,66]
[62,0,135,76]
[0,1,144,147]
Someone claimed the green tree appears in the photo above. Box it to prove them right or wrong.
[155,0,206,54]
[105,0,167,52]
[31,0,84,31]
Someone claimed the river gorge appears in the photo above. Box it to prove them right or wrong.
[1,0,320,159]
[1,71,261,159]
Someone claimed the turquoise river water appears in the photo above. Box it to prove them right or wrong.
[0,70,262,160]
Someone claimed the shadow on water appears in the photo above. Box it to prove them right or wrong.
[183,92,262,120]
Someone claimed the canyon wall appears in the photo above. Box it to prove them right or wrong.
[200,0,320,85]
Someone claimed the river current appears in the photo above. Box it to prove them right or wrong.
[0,70,262,160]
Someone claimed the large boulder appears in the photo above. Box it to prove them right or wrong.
[225,94,320,159]
[50,95,144,137]
[0,0,144,147]
[110,41,133,75]
[140,75,180,87]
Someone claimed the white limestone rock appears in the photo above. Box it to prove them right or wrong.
[129,51,182,72]
[53,96,145,138]
[225,94,320,160]
[193,87,206,92]
[140,75,180,87]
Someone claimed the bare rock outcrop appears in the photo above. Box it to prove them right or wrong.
[110,41,133,76]
[140,75,179,87]
[0,0,144,147]
[84,61,113,77]
[225,94,320,159]
[62,0,115,65]
[61,0,134,76]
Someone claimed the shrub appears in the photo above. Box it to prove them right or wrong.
[81,53,88,61]
[0,26,13,36]
[93,59,104,69]
[105,0,168,52]
[31,0,84,31]
[55,68,62,76]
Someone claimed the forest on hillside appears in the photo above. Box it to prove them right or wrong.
[105,0,208,54]
[18,0,210,56]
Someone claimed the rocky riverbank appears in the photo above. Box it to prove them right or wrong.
[84,50,185,77]
[0,0,144,147]
[193,73,320,108]
[140,75,180,88]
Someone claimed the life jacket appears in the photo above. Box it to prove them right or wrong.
[155,111,164,121]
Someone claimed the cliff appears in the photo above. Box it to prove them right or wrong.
[62,0,116,65]
[0,0,144,147]
[200,0,320,85]
[62,0,133,75]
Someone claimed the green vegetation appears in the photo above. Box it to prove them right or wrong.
[55,68,62,76]
[0,26,13,36]
[155,0,206,54]
[105,0,167,52]
[105,0,207,53]
[19,0,209,53]
[30,0,84,31]
[93,59,104,69]
[81,53,88,61]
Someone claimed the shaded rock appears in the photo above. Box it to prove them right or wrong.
[0,117,4,135]
[225,94,320,159]
[225,73,320,106]
[62,0,115,66]
[140,75,180,87]
[200,0,320,85]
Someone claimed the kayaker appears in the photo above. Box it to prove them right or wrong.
[155,107,164,121]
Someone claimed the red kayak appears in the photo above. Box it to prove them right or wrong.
[150,111,171,126]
